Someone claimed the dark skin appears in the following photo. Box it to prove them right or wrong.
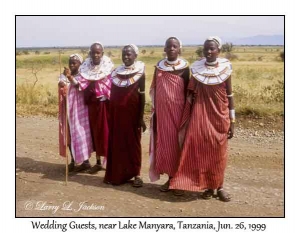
[90,43,104,65]
[62,58,81,86]
[164,38,181,61]
[203,40,234,139]
[121,46,146,132]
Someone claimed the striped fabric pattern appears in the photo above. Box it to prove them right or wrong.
[67,77,93,163]
[170,77,230,191]
[149,69,185,182]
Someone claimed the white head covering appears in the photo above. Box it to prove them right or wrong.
[166,36,182,48]
[69,53,83,63]
[90,41,104,50]
[205,36,222,49]
[124,44,139,55]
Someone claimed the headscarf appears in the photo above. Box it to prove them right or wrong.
[205,36,222,49]
[166,36,182,48]
[69,53,83,63]
[124,44,139,55]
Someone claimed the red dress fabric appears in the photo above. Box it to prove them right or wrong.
[170,77,230,191]
[104,80,142,185]
[149,69,185,181]
[84,82,109,158]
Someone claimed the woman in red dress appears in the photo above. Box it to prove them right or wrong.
[76,42,114,173]
[104,44,146,187]
[170,36,235,202]
[149,37,190,194]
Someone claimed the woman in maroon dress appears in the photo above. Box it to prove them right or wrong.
[104,44,146,187]
[169,36,235,202]
[76,42,114,173]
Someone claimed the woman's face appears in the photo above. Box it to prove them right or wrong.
[69,58,81,74]
[122,46,137,67]
[90,44,103,65]
[164,39,180,61]
[203,40,220,62]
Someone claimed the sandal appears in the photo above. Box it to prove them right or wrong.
[87,164,103,174]
[202,189,214,200]
[132,176,143,187]
[160,180,170,192]
[73,162,91,172]
[217,188,231,202]
[173,189,185,196]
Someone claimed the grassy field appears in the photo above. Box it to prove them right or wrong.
[16,46,284,117]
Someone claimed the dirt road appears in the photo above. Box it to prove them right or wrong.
[16,116,284,217]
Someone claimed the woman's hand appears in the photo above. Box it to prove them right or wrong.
[63,67,73,82]
[227,122,234,139]
[63,67,71,76]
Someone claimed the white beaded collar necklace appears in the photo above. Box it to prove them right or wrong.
[191,57,232,85]
[157,58,188,71]
[111,61,145,87]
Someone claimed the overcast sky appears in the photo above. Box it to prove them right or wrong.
[16,16,284,47]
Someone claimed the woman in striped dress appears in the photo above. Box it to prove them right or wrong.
[104,44,146,187]
[58,54,93,172]
[149,37,190,193]
[169,36,235,202]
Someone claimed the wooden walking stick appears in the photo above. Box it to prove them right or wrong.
[59,50,69,185]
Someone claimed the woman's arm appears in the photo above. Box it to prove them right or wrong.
[138,73,146,132]
[182,67,190,97]
[226,76,235,139]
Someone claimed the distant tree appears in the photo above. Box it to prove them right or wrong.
[30,62,43,87]
[23,50,29,55]
[16,51,22,56]
[44,51,50,54]
[221,43,233,53]
[280,51,284,62]
[195,46,203,57]
[35,51,40,55]
[141,49,146,55]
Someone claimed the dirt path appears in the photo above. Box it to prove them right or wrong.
[16,116,284,217]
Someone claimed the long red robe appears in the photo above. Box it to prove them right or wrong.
[84,82,109,158]
[170,77,230,191]
[149,69,185,181]
[104,80,142,185]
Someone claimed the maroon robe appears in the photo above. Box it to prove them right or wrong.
[104,80,142,185]
[84,81,109,158]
